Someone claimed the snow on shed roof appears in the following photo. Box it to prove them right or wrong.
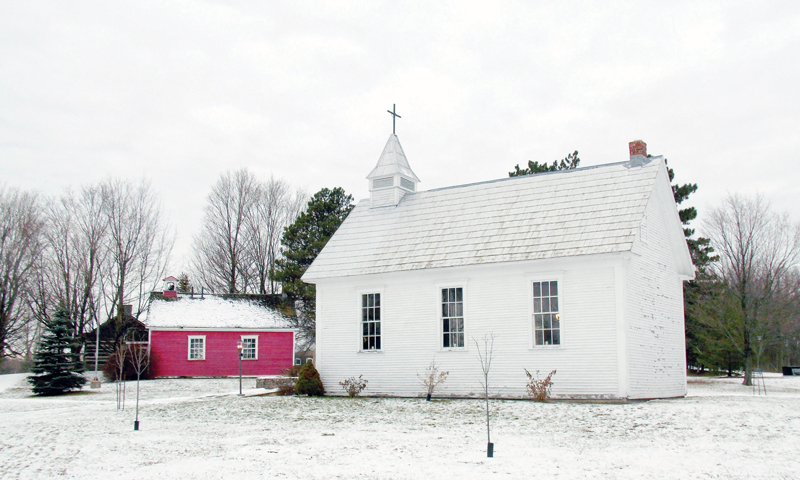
[144,296,291,330]
[303,158,665,281]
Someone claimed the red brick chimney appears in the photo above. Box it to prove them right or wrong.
[629,140,647,158]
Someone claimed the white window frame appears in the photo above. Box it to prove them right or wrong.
[188,335,206,360]
[531,279,562,347]
[359,291,383,352]
[440,286,465,349]
[240,335,258,360]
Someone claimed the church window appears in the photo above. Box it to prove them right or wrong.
[442,287,464,348]
[533,281,560,346]
[240,335,258,360]
[362,293,381,350]
[188,336,206,360]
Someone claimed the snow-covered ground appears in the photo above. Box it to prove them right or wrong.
[1,373,799,479]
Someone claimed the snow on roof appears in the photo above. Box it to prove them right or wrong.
[366,134,420,182]
[144,296,291,330]
[303,158,664,281]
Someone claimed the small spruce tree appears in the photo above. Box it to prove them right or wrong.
[28,308,86,396]
[294,360,324,396]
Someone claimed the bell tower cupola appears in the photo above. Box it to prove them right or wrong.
[367,105,419,208]
[367,134,420,207]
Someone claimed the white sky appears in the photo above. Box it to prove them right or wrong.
[2,2,799,270]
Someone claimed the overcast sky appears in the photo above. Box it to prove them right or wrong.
[2,2,799,271]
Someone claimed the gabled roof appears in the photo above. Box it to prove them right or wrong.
[366,134,420,182]
[143,296,291,330]
[304,157,683,281]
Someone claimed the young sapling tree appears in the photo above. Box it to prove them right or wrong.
[474,333,496,458]
[418,359,448,401]
[126,340,150,430]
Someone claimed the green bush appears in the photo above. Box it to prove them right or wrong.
[294,360,324,396]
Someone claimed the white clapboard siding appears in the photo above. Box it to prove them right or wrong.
[625,166,688,399]
[317,255,624,399]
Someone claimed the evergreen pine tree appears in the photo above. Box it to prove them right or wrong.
[28,308,86,396]
[509,151,580,176]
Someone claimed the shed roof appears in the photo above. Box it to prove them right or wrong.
[143,296,291,330]
[303,158,671,281]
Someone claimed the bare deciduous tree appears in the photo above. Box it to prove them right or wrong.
[703,193,800,385]
[193,169,306,295]
[192,169,259,294]
[101,178,173,319]
[38,186,106,344]
[0,186,45,365]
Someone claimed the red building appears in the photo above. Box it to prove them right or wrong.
[144,295,295,378]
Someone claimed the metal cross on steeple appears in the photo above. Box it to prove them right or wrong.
[387,104,401,135]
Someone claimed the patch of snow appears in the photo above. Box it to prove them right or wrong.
[1,375,799,478]
[0,373,28,393]
[145,296,291,330]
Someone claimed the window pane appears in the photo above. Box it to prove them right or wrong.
[456,333,464,348]
[535,330,544,345]
[363,323,368,335]
[456,288,463,302]
[375,323,381,335]
[362,295,367,308]
[443,318,449,332]
[443,333,450,348]
[374,294,380,307]
[442,304,448,317]
[542,282,550,296]
[368,295,374,307]
[552,316,560,329]
[456,303,463,317]
[442,289,448,303]
[541,298,550,312]
[363,337,368,349]
[533,282,541,297]
[368,309,374,320]
[375,337,381,350]
[457,318,464,332]
[374,308,380,320]
[368,337,375,349]
[552,330,561,345]
[544,315,551,329]
[533,298,541,313]
[550,281,558,296]
[535,314,543,329]
[544,330,552,345]
[551,297,558,312]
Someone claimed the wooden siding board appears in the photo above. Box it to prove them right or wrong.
[625,171,687,399]
[149,330,294,377]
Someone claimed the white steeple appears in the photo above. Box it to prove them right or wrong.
[367,134,420,207]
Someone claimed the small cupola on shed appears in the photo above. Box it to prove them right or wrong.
[367,134,420,207]
[162,276,178,298]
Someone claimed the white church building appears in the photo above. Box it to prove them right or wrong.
[302,135,694,400]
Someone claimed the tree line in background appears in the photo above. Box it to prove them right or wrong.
[189,167,354,350]
[512,151,800,385]
[0,180,173,371]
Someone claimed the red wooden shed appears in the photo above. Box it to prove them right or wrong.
[144,296,295,378]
